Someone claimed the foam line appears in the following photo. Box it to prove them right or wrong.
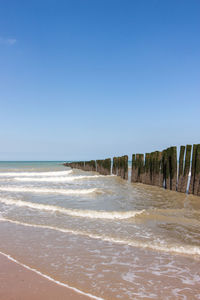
[0,251,104,300]
[14,175,108,182]
[0,218,200,257]
[0,198,143,220]
[0,170,72,177]
[0,186,98,195]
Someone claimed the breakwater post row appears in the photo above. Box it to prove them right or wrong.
[112,155,128,180]
[64,144,200,196]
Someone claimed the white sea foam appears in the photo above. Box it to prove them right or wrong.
[0,170,72,177]
[0,198,143,220]
[0,250,104,300]
[0,186,98,195]
[1,217,200,257]
[14,174,105,182]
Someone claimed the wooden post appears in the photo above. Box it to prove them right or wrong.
[96,160,101,174]
[115,157,119,176]
[116,157,119,176]
[120,156,124,179]
[118,157,122,177]
[131,154,136,183]
[165,148,170,189]
[124,155,128,180]
[144,153,150,184]
[97,159,111,175]
[103,158,111,175]
[193,144,200,195]
[112,157,117,175]
[180,145,192,193]
[135,154,140,182]
[135,154,144,182]
[149,152,154,185]
[154,151,162,187]
[153,152,157,185]
[139,154,144,183]
[189,145,197,194]
[160,151,164,187]
[162,149,170,189]
[170,146,177,191]
[189,144,200,195]
[158,151,162,187]
[177,146,185,192]
[119,155,128,180]
[151,152,156,185]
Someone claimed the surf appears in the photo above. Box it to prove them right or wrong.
[0,197,144,220]
[1,217,200,257]
[0,170,72,177]
[14,174,107,182]
[0,186,98,195]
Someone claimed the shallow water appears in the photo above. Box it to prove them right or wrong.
[0,162,200,299]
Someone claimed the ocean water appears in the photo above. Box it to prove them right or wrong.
[0,161,200,299]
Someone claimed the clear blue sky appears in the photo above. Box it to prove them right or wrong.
[0,0,199,160]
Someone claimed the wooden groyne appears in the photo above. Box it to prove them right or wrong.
[112,155,128,180]
[64,144,200,196]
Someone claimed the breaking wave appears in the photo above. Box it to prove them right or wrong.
[0,198,143,220]
[14,174,107,182]
[1,218,200,257]
[0,186,98,195]
[0,170,72,177]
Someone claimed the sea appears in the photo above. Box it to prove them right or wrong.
[0,161,200,299]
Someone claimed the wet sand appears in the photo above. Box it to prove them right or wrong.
[1,164,200,299]
[0,253,91,300]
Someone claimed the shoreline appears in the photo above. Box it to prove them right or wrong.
[0,252,98,300]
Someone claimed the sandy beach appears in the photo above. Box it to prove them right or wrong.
[0,253,91,300]
[0,164,200,299]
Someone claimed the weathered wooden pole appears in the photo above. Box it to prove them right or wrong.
[144,153,150,184]
[189,144,200,195]
[112,157,117,175]
[180,145,192,193]
[118,157,122,177]
[131,154,136,183]
[152,152,158,185]
[123,155,128,180]
[193,145,200,195]
[162,149,170,189]
[135,154,140,182]
[119,155,128,180]
[115,157,118,176]
[154,151,162,187]
[159,151,164,188]
[170,146,177,191]
[120,156,124,179]
[149,152,156,185]
[189,144,196,194]
[96,160,101,174]
[90,160,96,172]
[117,157,120,176]
[166,149,171,189]
[120,156,124,178]
[97,158,111,175]
[158,151,163,187]
[177,146,185,192]
[103,158,111,175]
[139,154,144,183]
[135,154,144,182]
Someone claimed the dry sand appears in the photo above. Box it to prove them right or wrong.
[0,253,92,300]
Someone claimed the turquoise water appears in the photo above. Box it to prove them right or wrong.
[0,161,66,171]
